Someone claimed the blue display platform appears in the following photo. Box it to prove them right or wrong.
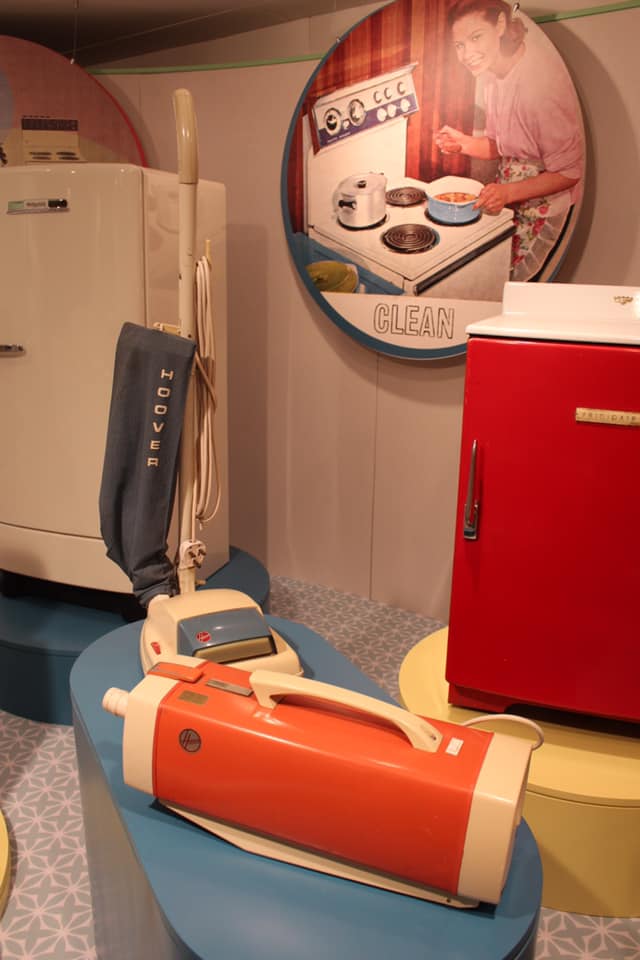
[0,548,269,725]
[71,619,542,960]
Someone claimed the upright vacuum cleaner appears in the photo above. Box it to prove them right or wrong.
[99,88,300,678]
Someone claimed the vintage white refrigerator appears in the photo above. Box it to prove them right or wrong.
[0,163,229,594]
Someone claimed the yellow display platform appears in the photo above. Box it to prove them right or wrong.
[399,628,640,917]
[0,809,10,919]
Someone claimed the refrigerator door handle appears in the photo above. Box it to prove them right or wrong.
[0,344,25,356]
[463,439,480,540]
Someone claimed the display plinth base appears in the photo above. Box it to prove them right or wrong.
[0,547,269,725]
[71,619,541,960]
[399,628,640,917]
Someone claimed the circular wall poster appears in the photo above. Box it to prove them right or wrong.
[282,0,586,359]
[0,36,145,168]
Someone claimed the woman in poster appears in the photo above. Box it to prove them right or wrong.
[436,0,584,281]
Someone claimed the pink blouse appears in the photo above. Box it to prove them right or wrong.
[484,40,584,207]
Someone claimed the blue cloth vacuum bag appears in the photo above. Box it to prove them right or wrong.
[99,323,196,606]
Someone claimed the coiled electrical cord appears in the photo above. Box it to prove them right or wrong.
[191,253,222,540]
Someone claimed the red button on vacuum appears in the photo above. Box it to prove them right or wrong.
[150,662,205,684]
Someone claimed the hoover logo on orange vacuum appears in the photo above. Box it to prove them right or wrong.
[179,728,201,753]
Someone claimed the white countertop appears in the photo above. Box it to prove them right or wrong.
[466,281,640,345]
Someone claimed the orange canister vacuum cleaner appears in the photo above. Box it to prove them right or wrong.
[103,659,540,908]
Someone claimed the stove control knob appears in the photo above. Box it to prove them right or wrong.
[388,104,397,118]
[384,86,393,99]
[376,107,388,122]
[324,107,341,134]
[400,98,411,113]
[348,98,366,127]
[373,89,383,104]
[398,80,407,95]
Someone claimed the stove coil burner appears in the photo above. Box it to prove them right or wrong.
[386,187,427,207]
[382,223,439,254]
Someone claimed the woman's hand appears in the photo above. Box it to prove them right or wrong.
[435,128,499,161]
[475,182,512,214]
[435,125,466,154]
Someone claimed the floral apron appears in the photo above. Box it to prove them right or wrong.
[498,157,571,282]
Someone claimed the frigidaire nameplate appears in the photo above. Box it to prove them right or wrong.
[575,407,640,426]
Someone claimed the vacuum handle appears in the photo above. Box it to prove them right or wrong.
[173,88,198,185]
[250,670,442,752]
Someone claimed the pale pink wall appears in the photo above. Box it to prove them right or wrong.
[98,4,640,621]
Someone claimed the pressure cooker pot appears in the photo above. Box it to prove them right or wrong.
[334,172,387,229]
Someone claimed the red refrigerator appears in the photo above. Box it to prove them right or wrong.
[446,282,640,723]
